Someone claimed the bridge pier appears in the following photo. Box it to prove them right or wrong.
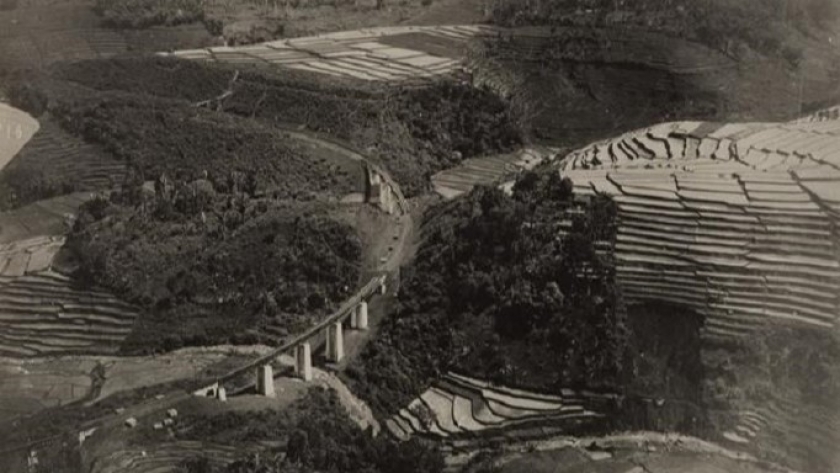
[326,321,344,363]
[356,301,368,330]
[295,342,313,381]
[217,386,227,402]
[256,365,275,397]
[350,301,368,330]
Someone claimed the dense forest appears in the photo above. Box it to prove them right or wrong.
[10,58,523,198]
[176,388,443,473]
[343,169,628,418]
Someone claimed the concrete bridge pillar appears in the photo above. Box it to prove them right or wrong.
[381,185,393,214]
[256,364,275,398]
[217,386,227,402]
[326,321,344,363]
[380,278,387,295]
[356,301,368,330]
[295,342,313,381]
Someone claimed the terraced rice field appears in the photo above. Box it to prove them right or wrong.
[560,118,840,340]
[90,441,261,473]
[432,148,559,199]
[727,401,840,472]
[0,103,39,170]
[4,117,128,192]
[385,372,606,441]
[0,271,138,357]
[0,235,64,276]
[165,25,494,82]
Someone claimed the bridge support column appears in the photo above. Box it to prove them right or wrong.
[326,321,344,363]
[382,186,393,214]
[295,342,313,382]
[217,386,227,402]
[380,278,387,295]
[256,365,275,398]
[356,301,368,330]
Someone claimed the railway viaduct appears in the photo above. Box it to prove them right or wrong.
[193,135,407,400]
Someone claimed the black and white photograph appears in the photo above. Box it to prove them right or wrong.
[0,1,839,472]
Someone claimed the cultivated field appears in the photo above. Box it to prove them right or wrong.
[90,441,260,473]
[0,270,138,357]
[0,358,95,422]
[385,372,608,441]
[165,25,491,81]
[0,192,91,243]
[562,118,840,340]
[431,147,558,199]
[2,117,127,202]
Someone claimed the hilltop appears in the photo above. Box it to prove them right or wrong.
[471,0,840,147]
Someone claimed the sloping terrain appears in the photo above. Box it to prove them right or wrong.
[469,23,840,150]
[559,114,840,473]
[0,0,215,74]
[0,116,127,210]
[0,271,138,357]
[385,372,606,442]
[562,118,840,339]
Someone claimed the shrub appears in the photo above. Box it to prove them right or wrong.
[94,0,205,28]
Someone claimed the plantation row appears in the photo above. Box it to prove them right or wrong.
[564,119,840,172]
[0,271,138,357]
[90,441,261,473]
[385,372,608,442]
[0,117,127,211]
[431,147,557,199]
[165,25,489,82]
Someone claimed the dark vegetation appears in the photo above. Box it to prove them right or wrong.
[176,388,444,473]
[71,192,362,353]
[488,0,839,61]
[7,65,375,354]
[702,327,840,472]
[472,0,840,147]
[13,57,523,196]
[344,169,628,418]
[94,0,204,28]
